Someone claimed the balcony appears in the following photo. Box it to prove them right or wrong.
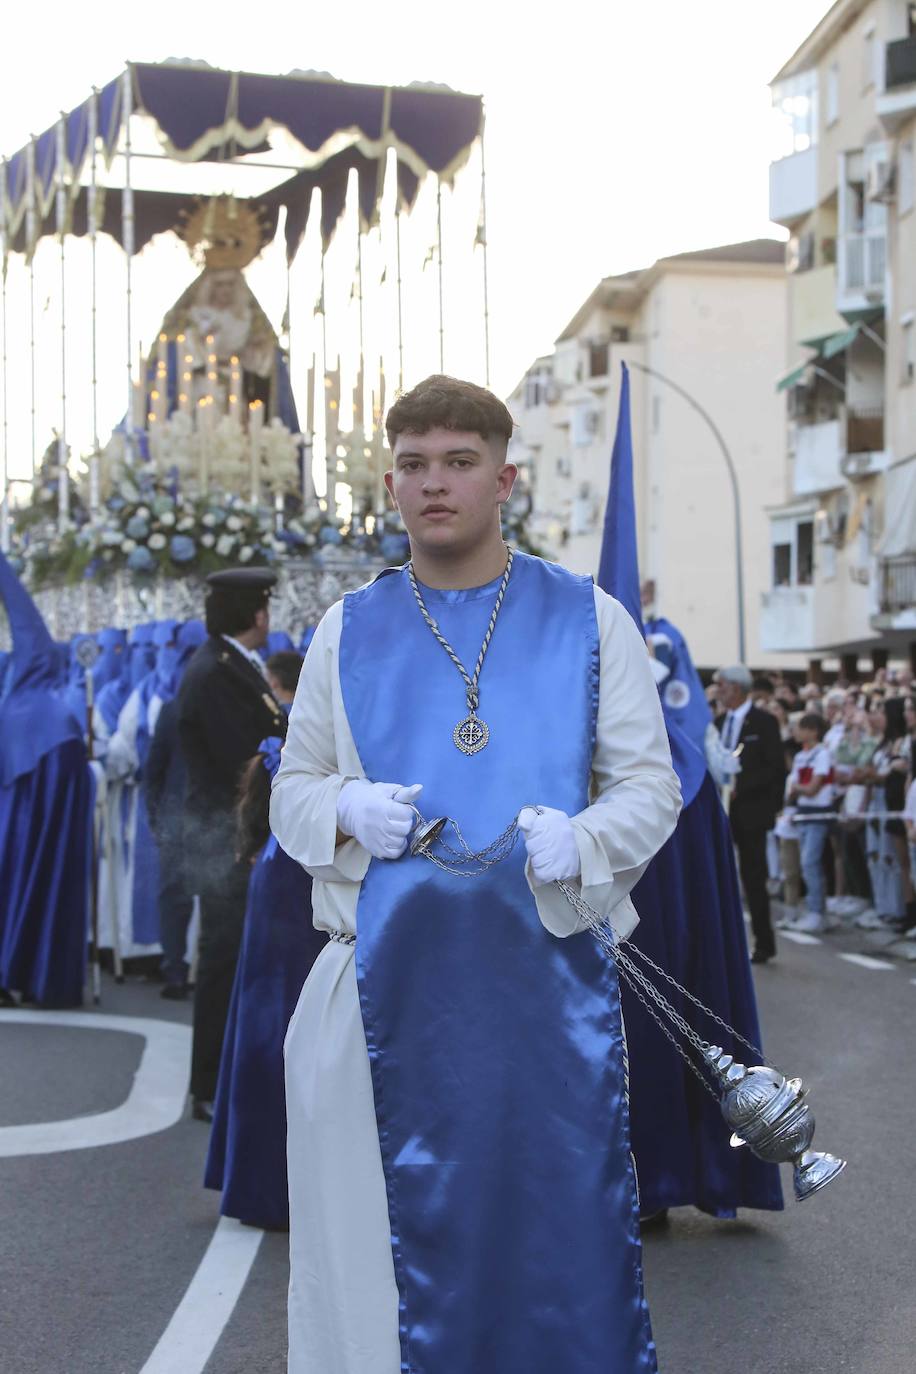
[837,233,886,314]
[790,419,844,496]
[792,265,847,350]
[877,38,916,128]
[769,147,818,226]
[760,585,816,653]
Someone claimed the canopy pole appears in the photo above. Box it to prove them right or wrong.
[436,180,444,372]
[121,68,135,457]
[0,161,8,554]
[395,204,404,391]
[479,126,491,388]
[56,115,69,532]
[26,138,37,490]
[88,89,100,514]
[320,245,335,516]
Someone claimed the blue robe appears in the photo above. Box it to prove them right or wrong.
[338,554,656,1374]
[625,771,784,1216]
[0,551,92,1006]
[205,837,324,1229]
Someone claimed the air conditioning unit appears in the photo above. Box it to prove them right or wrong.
[841,450,878,479]
[866,158,895,203]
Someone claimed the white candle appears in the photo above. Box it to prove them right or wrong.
[249,400,264,505]
[197,399,210,492]
[301,434,314,511]
[229,356,242,423]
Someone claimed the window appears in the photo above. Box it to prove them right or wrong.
[797,521,814,585]
[773,543,792,587]
[902,316,915,385]
[588,342,609,378]
[771,71,819,161]
[899,141,914,216]
[826,63,839,126]
[555,457,571,478]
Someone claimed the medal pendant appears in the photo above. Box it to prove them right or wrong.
[454,714,489,755]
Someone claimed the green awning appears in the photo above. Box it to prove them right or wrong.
[776,361,811,392]
[821,324,861,359]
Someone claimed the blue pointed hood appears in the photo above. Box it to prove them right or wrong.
[0,550,83,783]
[596,366,706,807]
[597,364,643,635]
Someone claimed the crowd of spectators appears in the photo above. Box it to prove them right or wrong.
[709,667,916,949]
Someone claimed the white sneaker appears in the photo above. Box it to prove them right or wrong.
[790,911,826,934]
[854,909,885,930]
[838,896,868,916]
[775,907,802,930]
[826,896,844,914]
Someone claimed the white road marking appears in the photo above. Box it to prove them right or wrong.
[837,953,895,972]
[0,1011,190,1157]
[779,930,823,946]
[138,1218,263,1374]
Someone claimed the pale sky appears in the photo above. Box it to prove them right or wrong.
[0,0,832,479]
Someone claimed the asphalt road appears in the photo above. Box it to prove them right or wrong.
[1,920,913,1374]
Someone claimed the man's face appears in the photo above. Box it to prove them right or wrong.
[384,427,516,558]
[718,680,747,713]
[251,605,270,650]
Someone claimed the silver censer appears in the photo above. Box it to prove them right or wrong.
[407,807,848,1203]
[705,1046,846,1202]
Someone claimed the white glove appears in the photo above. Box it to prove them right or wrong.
[337,779,423,861]
[517,806,581,886]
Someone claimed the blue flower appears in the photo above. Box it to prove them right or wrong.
[108,496,126,512]
[126,515,150,540]
[127,545,156,574]
[318,525,343,546]
[169,534,197,564]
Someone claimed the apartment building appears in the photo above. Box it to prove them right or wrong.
[508,242,789,673]
[766,0,916,677]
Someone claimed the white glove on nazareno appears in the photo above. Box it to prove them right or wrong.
[517,806,582,886]
[337,779,423,860]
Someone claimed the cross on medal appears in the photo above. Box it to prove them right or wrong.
[454,713,489,755]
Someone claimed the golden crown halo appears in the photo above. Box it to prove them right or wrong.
[178,195,268,271]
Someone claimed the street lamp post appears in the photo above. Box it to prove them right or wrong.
[628,359,747,665]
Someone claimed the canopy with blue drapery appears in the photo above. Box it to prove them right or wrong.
[2,63,483,261]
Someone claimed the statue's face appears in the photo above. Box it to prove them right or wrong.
[210,272,238,309]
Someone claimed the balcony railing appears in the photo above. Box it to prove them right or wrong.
[886,36,916,91]
[880,557,916,614]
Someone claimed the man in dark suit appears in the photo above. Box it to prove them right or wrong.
[714,664,786,964]
[177,568,287,1119]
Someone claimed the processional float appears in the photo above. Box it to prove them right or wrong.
[0,62,493,609]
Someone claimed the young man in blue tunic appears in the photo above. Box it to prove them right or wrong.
[271,375,682,1374]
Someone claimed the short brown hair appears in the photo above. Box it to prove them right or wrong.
[386,375,514,450]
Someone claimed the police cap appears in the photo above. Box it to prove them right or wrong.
[205,568,278,590]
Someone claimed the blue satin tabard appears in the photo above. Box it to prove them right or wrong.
[339,553,657,1374]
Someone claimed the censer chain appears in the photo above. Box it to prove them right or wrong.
[413,812,771,1078]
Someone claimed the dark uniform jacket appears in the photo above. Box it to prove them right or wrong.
[144,697,186,851]
[177,636,286,835]
[714,704,785,834]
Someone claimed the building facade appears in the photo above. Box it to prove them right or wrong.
[509,242,790,673]
[765,0,916,677]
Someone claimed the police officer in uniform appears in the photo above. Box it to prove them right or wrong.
[177,568,286,1119]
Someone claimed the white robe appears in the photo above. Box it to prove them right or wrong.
[271,585,681,1374]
